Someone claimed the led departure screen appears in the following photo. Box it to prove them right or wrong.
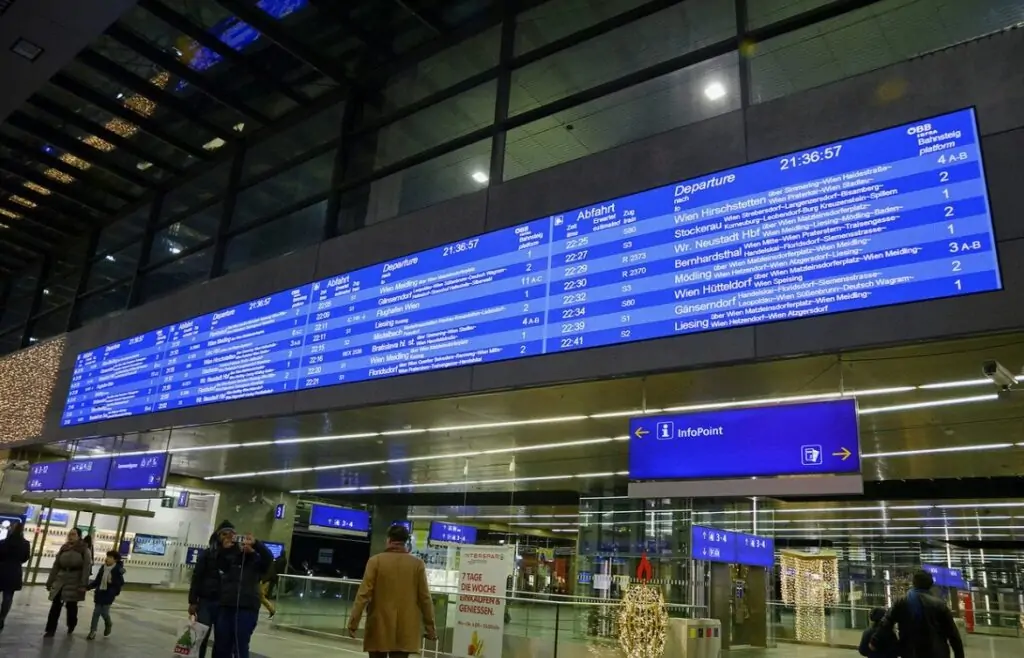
[60,109,1001,427]
[307,504,370,536]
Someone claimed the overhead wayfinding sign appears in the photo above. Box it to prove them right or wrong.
[692,525,775,568]
[59,108,1000,427]
[628,399,861,497]
[25,453,169,495]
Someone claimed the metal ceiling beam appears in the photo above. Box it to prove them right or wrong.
[138,0,311,106]
[0,248,29,270]
[5,112,153,189]
[51,73,210,161]
[307,0,393,58]
[26,94,184,176]
[0,182,93,232]
[0,158,117,216]
[0,231,48,257]
[0,134,139,204]
[76,49,234,141]
[105,24,271,124]
[0,205,70,241]
[212,0,359,91]
[393,0,444,34]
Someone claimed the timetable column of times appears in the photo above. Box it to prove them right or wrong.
[297,218,554,389]
[545,114,996,351]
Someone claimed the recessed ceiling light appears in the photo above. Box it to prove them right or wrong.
[169,246,182,255]
[704,81,726,101]
[232,122,245,132]
[471,171,489,183]
[203,137,226,151]
[116,92,125,101]
[137,161,153,171]
[42,288,50,295]
[10,38,43,62]
[105,255,116,262]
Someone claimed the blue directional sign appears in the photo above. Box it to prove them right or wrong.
[629,399,859,480]
[25,462,67,492]
[63,457,112,491]
[106,453,169,491]
[428,521,478,545]
[58,108,1001,427]
[923,563,969,589]
[308,504,370,536]
[692,525,775,567]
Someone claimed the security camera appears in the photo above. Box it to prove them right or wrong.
[982,360,1018,390]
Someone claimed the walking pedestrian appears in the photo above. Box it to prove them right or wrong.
[86,550,125,640]
[189,522,231,658]
[0,520,30,632]
[44,527,92,637]
[347,524,437,658]
[212,521,273,658]
[871,570,965,658]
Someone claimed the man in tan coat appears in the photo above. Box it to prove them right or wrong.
[348,524,437,657]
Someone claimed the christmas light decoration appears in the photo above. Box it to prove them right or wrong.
[44,169,74,184]
[780,550,838,643]
[0,208,20,219]
[0,336,65,444]
[616,584,668,658]
[22,182,51,195]
[9,195,36,208]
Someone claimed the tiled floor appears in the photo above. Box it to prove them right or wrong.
[0,587,1019,657]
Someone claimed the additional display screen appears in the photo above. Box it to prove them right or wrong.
[63,457,112,491]
[923,563,968,589]
[26,462,67,492]
[428,521,478,545]
[307,504,370,536]
[179,0,308,74]
[0,515,23,541]
[691,525,775,568]
[59,108,1000,427]
[630,399,859,480]
[392,520,412,532]
[25,508,70,527]
[264,541,285,559]
[106,453,169,491]
[133,534,168,556]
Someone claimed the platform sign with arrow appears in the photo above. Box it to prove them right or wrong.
[628,399,862,497]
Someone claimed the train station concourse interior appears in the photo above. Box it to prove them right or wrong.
[1,0,1024,656]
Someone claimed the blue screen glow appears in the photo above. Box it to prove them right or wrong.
[629,399,859,480]
[63,457,112,491]
[106,453,169,491]
[692,525,774,567]
[59,109,1001,427]
[179,0,308,74]
[264,541,285,559]
[308,504,369,535]
[429,521,477,545]
[133,534,168,556]
[923,563,968,589]
[26,462,67,492]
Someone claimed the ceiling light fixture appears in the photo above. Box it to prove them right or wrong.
[10,37,43,62]
[203,137,226,151]
[291,470,629,494]
[862,443,1012,459]
[858,394,999,415]
[169,246,182,255]
[471,171,489,183]
[917,378,992,390]
[703,81,726,101]
[105,255,116,262]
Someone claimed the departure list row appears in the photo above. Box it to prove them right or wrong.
[61,108,1002,426]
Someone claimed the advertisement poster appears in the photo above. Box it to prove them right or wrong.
[453,547,511,658]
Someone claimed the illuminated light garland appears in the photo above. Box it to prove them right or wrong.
[781,550,838,643]
[616,584,668,658]
[0,208,20,219]
[44,169,74,184]
[83,135,116,152]
[0,337,66,444]
[22,182,51,195]
[9,196,36,208]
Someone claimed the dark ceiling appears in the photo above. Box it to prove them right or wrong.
[0,0,505,274]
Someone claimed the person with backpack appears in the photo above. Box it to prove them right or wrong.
[0,520,31,632]
[44,527,92,637]
[86,550,126,640]
[859,607,897,657]
[871,570,965,658]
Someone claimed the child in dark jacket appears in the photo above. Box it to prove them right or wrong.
[86,551,125,640]
[859,607,898,657]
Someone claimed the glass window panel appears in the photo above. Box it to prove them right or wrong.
[363,81,496,171]
[504,53,740,181]
[29,304,71,341]
[151,203,220,264]
[242,103,343,183]
[0,330,20,356]
[78,281,132,326]
[88,241,142,291]
[514,0,650,54]
[40,259,82,315]
[224,201,325,273]
[0,267,40,332]
[162,161,232,218]
[749,0,1024,104]
[140,246,214,304]
[232,152,333,227]
[380,27,500,112]
[97,204,150,255]
[747,0,835,29]
[365,140,491,225]
[510,0,735,116]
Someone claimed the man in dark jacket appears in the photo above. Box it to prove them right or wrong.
[0,520,31,632]
[212,520,273,658]
[871,571,965,658]
[189,521,232,658]
[860,607,898,657]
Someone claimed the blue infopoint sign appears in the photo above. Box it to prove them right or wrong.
[692,525,775,568]
[629,399,859,481]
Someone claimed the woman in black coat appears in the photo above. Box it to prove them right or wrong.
[0,520,31,632]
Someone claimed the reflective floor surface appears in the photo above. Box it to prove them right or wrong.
[0,587,1018,657]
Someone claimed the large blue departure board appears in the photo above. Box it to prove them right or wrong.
[60,108,1001,427]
